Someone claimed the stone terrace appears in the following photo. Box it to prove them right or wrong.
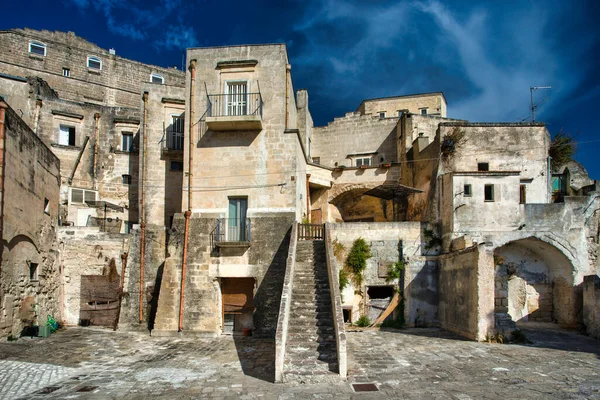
[0,325,597,399]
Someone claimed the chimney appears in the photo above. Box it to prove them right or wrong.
[109,48,116,55]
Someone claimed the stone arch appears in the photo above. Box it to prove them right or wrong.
[327,182,382,203]
[327,183,393,222]
[493,236,581,330]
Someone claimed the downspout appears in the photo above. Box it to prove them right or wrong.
[285,63,291,129]
[306,174,311,222]
[0,101,7,282]
[139,92,149,324]
[93,113,100,190]
[179,59,196,332]
[114,252,128,331]
[33,99,42,135]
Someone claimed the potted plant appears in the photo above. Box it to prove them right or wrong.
[242,327,252,337]
[359,164,368,169]
[380,163,391,168]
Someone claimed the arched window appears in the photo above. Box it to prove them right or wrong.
[29,41,46,56]
[150,73,164,84]
[87,56,102,70]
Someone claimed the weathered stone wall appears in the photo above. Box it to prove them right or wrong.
[57,227,128,325]
[439,245,494,341]
[184,45,299,214]
[583,274,600,339]
[327,222,437,327]
[152,213,294,337]
[0,101,61,338]
[357,93,446,118]
[311,112,398,169]
[0,29,185,109]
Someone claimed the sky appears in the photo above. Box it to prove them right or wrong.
[2,0,599,177]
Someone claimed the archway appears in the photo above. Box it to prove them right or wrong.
[493,237,580,329]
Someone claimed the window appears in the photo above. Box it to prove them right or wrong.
[59,125,76,146]
[355,157,371,167]
[484,184,495,202]
[87,56,102,70]
[464,184,472,197]
[150,73,164,84]
[122,132,133,152]
[226,81,248,116]
[478,162,489,171]
[122,174,132,185]
[420,108,428,115]
[170,161,184,171]
[169,115,185,150]
[29,41,46,56]
[70,188,97,204]
[62,68,70,77]
[312,157,320,164]
[397,110,403,117]
[520,184,526,204]
[44,198,50,214]
[29,262,38,281]
[378,112,386,119]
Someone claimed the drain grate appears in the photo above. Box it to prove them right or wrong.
[352,383,379,392]
[36,386,61,394]
[76,385,99,393]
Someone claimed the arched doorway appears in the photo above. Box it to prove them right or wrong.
[494,237,580,330]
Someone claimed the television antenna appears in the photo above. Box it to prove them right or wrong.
[530,86,551,122]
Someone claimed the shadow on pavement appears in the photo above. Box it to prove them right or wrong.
[233,336,276,383]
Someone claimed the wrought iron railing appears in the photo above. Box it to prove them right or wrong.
[164,131,184,151]
[211,218,251,246]
[298,223,324,240]
[206,93,263,118]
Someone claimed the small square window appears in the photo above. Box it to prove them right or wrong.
[379,112,386,119]
[355,157,371,167]
[464,184,472,197]
[420,108,427,115]
[59,125,76,146]
[44,198,50,214]
[122,132,133,152]
[29,262,38,281]
[170,161,184,171]
[150,73,164,84]
[312,157,320,164]
[520,184,527,204]
[62,68,70,77]
[478,162,489,171]
[484,184,495,202]
[122,174,132,185]
[29,41,46,56]
[87,56,102,70]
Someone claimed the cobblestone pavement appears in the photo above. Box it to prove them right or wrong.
[0,324,598,399]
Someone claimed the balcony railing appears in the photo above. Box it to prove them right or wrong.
[207,93,263,118]
[211,218,251,247]
[165,131,184,151]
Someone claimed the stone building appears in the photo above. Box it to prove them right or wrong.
[0,27,598,381]
[0,98,61,338]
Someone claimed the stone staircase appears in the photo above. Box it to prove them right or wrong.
[284,240,339,383]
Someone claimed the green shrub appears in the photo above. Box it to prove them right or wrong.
[339,269,350,302]
[356,315,371,327]
[386,260,405,283]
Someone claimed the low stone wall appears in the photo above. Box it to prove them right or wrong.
[324,224,347,378]
[274,223,298,383]
[583,275,600,339]
[439,244,494,341]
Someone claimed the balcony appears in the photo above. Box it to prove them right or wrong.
[161,131,184,160]
[205,92,263,131]
[211,218,251,248]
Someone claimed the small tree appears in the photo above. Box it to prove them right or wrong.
[549,131,575,172]
[345,238,371,289]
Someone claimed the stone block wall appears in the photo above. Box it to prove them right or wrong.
[0,101,61,339]
[583,274,600,339]
[357,93,446,118]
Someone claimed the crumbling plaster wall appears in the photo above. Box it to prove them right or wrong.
[58,227,128,325]
[0,103,60,338]
[327,222,437,327]
[583,274,600,339]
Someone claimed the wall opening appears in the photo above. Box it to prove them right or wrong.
[221,277,255,335]
[366,285,395,322]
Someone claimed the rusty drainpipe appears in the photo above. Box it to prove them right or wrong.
[93,113,100,189]
[139,92,149,324]
[179,59,196,332]
[285,63,291,129]
[0,100,7,280]
[120,252,128,290]
[306,174,311,222]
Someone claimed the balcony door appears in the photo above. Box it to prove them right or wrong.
[228,197,248,241]
[225,81,248,116]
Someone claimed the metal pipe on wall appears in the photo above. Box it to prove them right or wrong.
[179,210,191,332]
[139,92,149,324]
[0,101,7,285]
[93,113,100,190]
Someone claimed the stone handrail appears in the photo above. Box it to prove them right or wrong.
[324,223,347,378]
[274,223,298,382]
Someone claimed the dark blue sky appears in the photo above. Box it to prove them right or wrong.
[3,0,599,178]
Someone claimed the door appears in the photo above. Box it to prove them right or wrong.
[228,197,248,241]
[226,82,248,116]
